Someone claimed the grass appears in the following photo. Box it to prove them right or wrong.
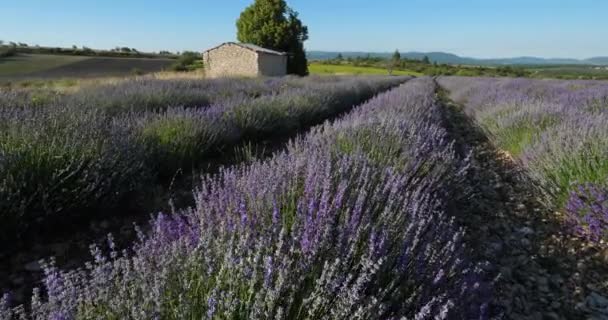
[495,123,540,157]
[0,54,88,77]
[538,138,608,206]
[480,111,560,157]
[309,62,422,76]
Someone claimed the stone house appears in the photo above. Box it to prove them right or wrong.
[202,42,288,78]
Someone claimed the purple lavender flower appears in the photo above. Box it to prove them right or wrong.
[1,78,488,320]
[439,75,608,221]
[565,182,608,242]
[207,296,217,319]
[1,75,407,246]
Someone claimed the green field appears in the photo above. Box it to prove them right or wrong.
[309,62,422,76]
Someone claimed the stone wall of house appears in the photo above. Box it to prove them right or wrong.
[257,53,288,77]
[203,43,259,78]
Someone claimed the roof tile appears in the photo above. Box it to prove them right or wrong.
[204,42,287,56]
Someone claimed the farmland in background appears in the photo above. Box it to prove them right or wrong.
[311,55,608,80]
[308,62,422,76]
[4,52,608,84]
[0,54,175,81]
[526,65,608,80]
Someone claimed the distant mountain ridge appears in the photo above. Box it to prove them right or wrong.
[307,51,608,66]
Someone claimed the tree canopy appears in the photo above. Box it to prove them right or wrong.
[392,49,401,61]
[236,0,309,75]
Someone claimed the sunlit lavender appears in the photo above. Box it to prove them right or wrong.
[439,76,608,241]
[0,78,489,319]
[0,75,408,244]
[565,183,608,243]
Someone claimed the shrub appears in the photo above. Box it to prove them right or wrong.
[565,183,608,243]
[521,115,608,205]
[171,51,201,72]
[61,76,316,115]
[131,67,144,75]
[0,46,16,58]
[439,76,608,239]
[0,107,149,240]
[137,107,227,180]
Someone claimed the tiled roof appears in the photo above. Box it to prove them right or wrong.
[204,42,287,56]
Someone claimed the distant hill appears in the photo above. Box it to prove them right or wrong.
[586,57,608,65]
[307,51,608,66]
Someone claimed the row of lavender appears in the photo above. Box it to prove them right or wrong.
[0,75,408,244]
[438,76,608,242]
[0,76,340,112]
[0,78,489,319]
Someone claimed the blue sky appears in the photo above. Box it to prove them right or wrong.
[1,0,606,58]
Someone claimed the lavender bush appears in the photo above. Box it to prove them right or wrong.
[439,76,608,240]
[0,76,295,111]
[0,78,489,319]
[0,88,62,109]
[520,115,608,204]
[0,106,149,240]
[0,75,361,113]
[0,76,407,244]
[135,76,408,179]
[565,183,608,243]
[67,76,300,116]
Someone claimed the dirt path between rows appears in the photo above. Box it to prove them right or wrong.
[435,80,608,320]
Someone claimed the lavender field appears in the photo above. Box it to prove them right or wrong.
[1,75,607,319]
[438,77,608,243]
[0,75,406,243]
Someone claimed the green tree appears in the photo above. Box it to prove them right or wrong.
[392,49,401,62]
[236,0,309,75]
[336,53,343,60]
[388,49,401,75]
[422,55,431,64]
[81,46,94,55]
[0,44,16,58]
[172,51,202,71]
